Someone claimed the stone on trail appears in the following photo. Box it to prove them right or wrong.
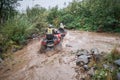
[83,65,89,71]
[90,48,99,55]
[87,67,95,76]
[76,49,89,57]
[66,44,72,47]
[114,59,120,66]
[103,64,109,69]
[76,54,90,64]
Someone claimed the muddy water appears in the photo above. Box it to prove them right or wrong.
[0,30,120,80]
[64,31,120,52]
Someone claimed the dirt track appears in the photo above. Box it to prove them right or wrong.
[0,30,120,80]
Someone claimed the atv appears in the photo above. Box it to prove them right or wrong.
[40,33,62,53]
[58,28,67,38]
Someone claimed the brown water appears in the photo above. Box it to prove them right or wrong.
[0,30,120,80]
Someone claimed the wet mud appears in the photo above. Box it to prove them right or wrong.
[0,30,120,80]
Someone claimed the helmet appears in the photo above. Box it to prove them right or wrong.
[49,24,53,28]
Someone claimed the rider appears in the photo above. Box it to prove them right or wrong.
[60,23,64,29]
[46,24,55,40]
[58,23,65,32]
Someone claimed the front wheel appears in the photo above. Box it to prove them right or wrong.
[40,45,46,53]
[55,42,62,51]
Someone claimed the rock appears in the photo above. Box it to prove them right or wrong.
[114,59,120,66]
[76,54,89,64]
[103,64,109,69]
[103,64,114,72]
[87,67,95,76]
[76,61,84,66]
[83,65,89,71]
[91,54,101,63]
[32,34,37,39]
[12,48,17,52]
[76,49,92,66]
[76,49,89,57]
[66,44,72,47]
[90,48,99,55]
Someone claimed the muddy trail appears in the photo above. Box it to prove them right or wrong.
[0,30,120,80]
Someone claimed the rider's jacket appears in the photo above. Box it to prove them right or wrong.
[46,28,53,34]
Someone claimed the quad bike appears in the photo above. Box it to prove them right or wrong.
[40,33,62,53]
[58,28,67,38]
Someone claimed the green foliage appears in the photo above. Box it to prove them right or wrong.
[0,5,48,53]
[0,15,29,51]
[93,69,107,80]
[92,47,120,80]
[81,0,120,32]
[26,5,48,33]
[46,0,120,32]
[26,5,47,23]
[47,6,61,27]
[0,0,20,24]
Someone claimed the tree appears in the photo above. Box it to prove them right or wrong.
[47,6,59,25]
[0,0,20,24]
